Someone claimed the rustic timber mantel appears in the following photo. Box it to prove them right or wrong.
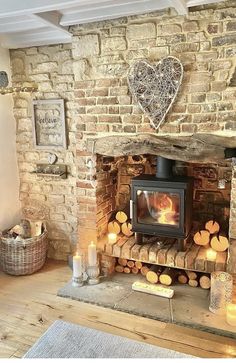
[86,132,236,164]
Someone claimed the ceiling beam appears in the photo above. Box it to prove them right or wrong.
[61,0,172,26]
[186,0,223,6]
[0,0,111,18]
[0,29,71,49]
[32,11,71,36]
[170,0,188,15]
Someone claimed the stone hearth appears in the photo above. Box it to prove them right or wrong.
[58,272,236,339]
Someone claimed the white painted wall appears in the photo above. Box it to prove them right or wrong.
[0,47,20,231]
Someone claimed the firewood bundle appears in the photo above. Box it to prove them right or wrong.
[115,259,150,275]
[158,268,211,289]
[193,219,229,252]
[114,257,211,290]
[108,210,133,237]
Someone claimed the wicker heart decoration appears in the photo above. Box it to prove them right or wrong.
[128,56,183,130]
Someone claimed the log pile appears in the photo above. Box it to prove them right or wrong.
[115,259,150,275]
[108,210,133,237]
[193,219,229,252]
[114,258,211,290]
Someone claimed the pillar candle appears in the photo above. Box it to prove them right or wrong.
[108,233,117,245]
[73,253,82,278]
[226,304,236,326]
[88,241,97,266]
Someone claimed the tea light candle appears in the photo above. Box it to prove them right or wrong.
[206,248,217,261]
[73,253,82,278]
[88,241,97,266]
[108,233,117,245]
[226,304,236,326]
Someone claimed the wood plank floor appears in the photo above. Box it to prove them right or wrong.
[0,260,235,358]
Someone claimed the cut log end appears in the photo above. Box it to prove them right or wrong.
[108,220,121,235]
[121,221,133,237]
[135,261,143,270]
[178,273,188,284]
[210,235,229,252]
[205,220,220,234]
[199,275,211,289]
[127,260,135,268]
[131,267,139,274]
[186,271,198,280]
[115,265,124,273]
[193,230,210,246]
[188,279,199,287]
[140,266,150,276]
[118,258,127,267]
[159,268,177,286]
[123,267,131,274]
[116,211,128,224]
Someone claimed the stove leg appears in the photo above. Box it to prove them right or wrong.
[135,233,143,244]
[177,238,187,251]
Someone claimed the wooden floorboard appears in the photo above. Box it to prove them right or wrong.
[0,259,235,358]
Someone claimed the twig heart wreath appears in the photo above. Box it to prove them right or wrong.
[127,56,183,130]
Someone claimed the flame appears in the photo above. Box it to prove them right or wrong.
[157,195,176,225]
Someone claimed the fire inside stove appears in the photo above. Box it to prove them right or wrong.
[137,190,180,227]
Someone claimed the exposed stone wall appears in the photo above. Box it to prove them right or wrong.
[10,44,77,260]
[72,1,236,254]
[9,1,236,262]
[71,0,236,137]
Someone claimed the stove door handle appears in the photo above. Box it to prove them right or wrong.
[130,200,133,220]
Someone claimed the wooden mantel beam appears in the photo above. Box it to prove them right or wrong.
[89,132,236,164]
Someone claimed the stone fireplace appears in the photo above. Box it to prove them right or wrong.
[9,1,236,274]
[76,132,235,275]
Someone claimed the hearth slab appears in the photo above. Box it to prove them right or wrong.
[115,290,171,322]
[58,274,171,323]
[171,285,236,337]
[58,279,132,308]
[58,273,236,339]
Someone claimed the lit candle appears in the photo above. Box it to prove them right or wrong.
[108,233,117,245]
[206,248,217,261]
[73,253,82,278]
[88,241,97,266]
[226,304,236,326]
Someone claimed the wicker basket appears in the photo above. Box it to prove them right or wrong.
[0,224,48,276]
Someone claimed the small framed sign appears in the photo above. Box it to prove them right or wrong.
[32,99,67,149]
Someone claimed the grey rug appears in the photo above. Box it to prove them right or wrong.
[24,320,194,358]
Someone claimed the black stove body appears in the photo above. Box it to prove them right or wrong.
[130,156,193,251]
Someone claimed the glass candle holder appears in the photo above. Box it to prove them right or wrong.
[209,271,233,315]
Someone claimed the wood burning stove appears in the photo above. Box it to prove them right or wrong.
[130,156,193,251]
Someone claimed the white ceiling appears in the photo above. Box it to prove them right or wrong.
[0,0,223,48]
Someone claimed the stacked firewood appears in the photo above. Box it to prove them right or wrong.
[108,210,133,237]
[193,220,229,252]
[115,258,211,289]
[115,258,142,274]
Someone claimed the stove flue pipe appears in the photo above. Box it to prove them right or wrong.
[156,156,174,179]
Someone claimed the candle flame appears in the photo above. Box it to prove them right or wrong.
[206,248,217,261]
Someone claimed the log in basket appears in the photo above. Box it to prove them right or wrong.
[0,223,48,275]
